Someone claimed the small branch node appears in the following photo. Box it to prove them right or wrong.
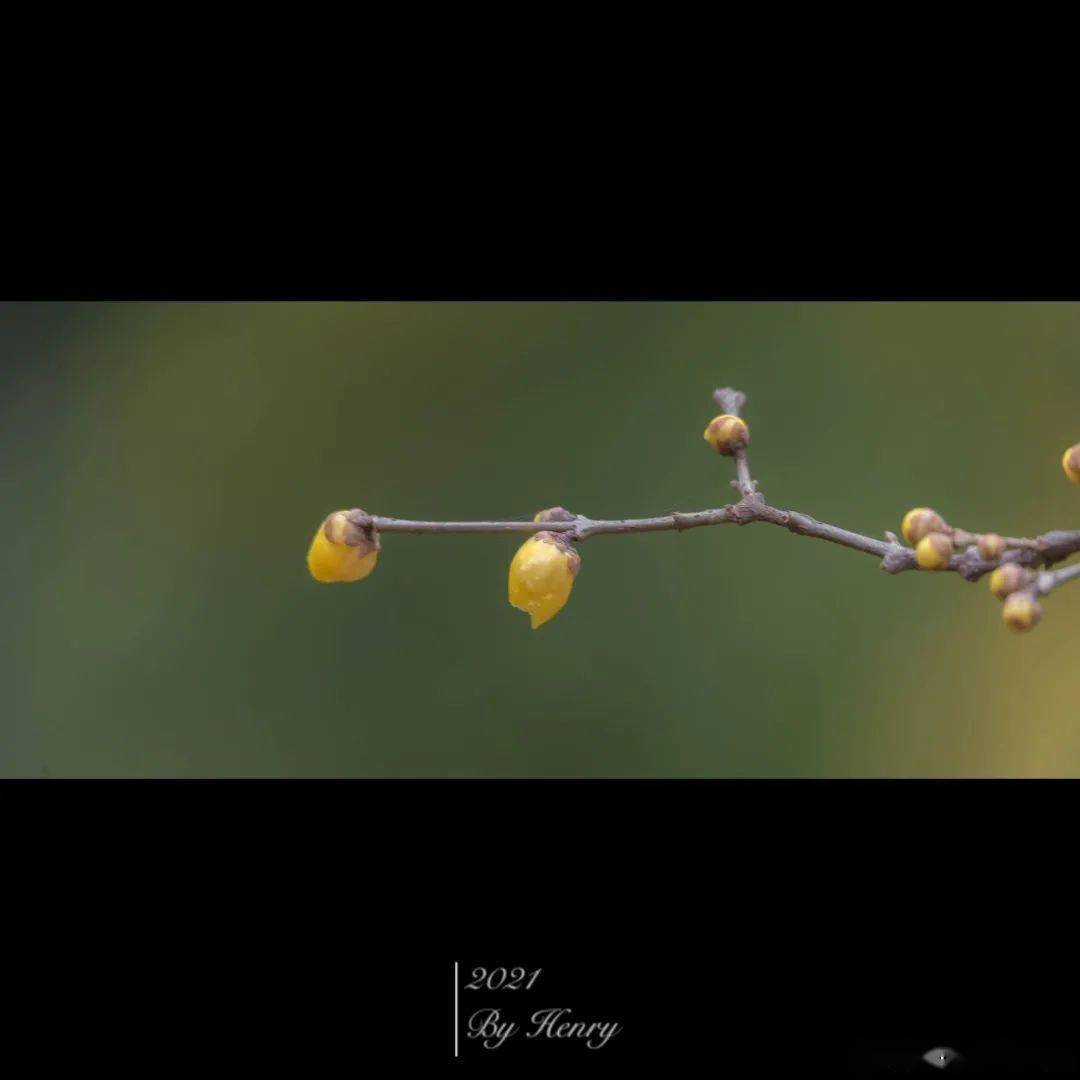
[728,494,764,525]
[880,548,914,574]
[569,515,595,541]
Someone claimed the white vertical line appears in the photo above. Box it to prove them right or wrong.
[454,962,459,1059]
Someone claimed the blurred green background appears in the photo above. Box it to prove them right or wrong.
[3,302,1079,777]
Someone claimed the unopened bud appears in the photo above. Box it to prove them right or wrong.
[1002,592,1042,632]
[703,414,750,456]
[988,562,1028,600]
[977,533,1005,561]
[902,507,947,546]
[533,506,576,523]
[307,508,380,583]
[508,530,581,629]
[1063,444,1080,485]
[915,532,953,571]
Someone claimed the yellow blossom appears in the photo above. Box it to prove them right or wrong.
[508,531,580,629]
[307,510,379,583]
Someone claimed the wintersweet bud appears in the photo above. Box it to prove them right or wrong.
[902,507,947,547]
[1002,592,1042,632]
[703,414,750,456]
[915,532,952,571]
[307,509,379,583]
[1062,444,1080,485]
[508,530,581,629]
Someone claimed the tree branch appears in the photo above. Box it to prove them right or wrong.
[365,506,1080,576]
[365,509,735,539]
[346,386,1080,606]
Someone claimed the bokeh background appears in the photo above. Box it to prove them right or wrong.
[3,302,1078,776]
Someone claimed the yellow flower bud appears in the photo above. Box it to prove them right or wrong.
[1063,444,1080,485]
[915,532,953,571]
[702,414,750,456]
[977,533,1005,561]
[1001,592,1041,632]
[307,509,379,583]
[989,562,1027,600]
[508,530,581,629]
[901,507,947,546]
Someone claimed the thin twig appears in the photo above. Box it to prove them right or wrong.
[713,386,757,498]
[1034,560,1080,597]
[367,509,735,539]
[348,386,1080,595]
[366,507,1080,579]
